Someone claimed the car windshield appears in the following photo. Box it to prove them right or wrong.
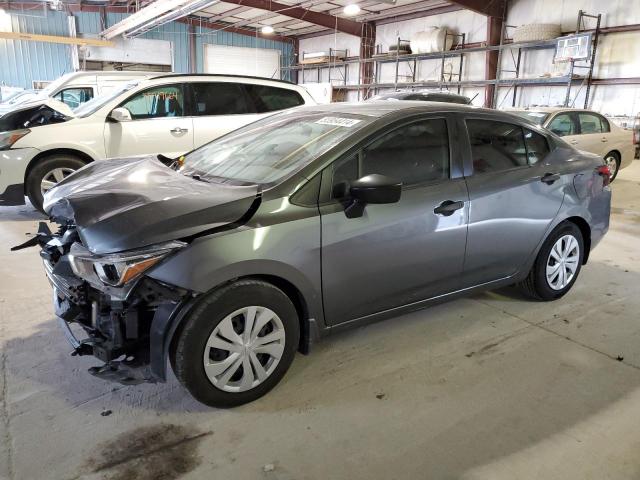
[74,82,139,117]
[180,110,372,185]
[511,111,550,125]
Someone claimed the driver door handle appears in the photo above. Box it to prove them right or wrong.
[170,127,188,134]
[434,200,464,216]
[541,172,561,184]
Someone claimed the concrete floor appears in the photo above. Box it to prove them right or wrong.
[1,162,639,480]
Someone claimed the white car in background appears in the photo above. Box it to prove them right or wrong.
[0,71,164,115]
[0,74,315,211]
[510,107,635,181]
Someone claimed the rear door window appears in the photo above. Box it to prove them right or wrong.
[578,112,610,134]
[466,119,527,174]
[244,84,305,113]
[189,82,251,116]
[524,129,551,165]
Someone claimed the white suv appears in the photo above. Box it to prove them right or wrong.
[0,74,315,210]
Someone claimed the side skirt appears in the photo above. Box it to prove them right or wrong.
[327,275,517,336]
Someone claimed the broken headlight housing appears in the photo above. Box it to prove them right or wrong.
[69,241,185,287]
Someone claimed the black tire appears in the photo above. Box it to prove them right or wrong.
[604,151,621,182]
[173,280,300,408]
[25,154,86,213]
[519,222,584,301]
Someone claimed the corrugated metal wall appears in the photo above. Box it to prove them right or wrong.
[0,9,75,89]
[0,8,294,89]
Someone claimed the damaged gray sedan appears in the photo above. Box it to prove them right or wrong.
[17,102,612,407]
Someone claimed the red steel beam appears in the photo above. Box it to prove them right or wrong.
[217,0,365,36]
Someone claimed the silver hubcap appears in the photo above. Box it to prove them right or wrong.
[203,306,285,393]
[546,235,580,290]
[605,156,618,179]
[41,167,76,195]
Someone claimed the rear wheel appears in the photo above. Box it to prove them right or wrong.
[519,222,584,301]
[173,280,300,408]
[604,151,620,182]
[25,154,86,212]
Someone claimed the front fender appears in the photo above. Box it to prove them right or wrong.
[148,201,324,329]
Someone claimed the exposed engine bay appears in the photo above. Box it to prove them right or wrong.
[14,221,192,385]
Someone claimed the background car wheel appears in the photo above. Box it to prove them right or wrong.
[173,279,300,408]
[26,155,86,213]
[519,222,584,301]
[604,151,620,182]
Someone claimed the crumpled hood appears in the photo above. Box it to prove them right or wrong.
[44,156,260,254]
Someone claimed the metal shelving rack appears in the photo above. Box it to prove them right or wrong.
[282,11,602,107]
[299,48,349,86]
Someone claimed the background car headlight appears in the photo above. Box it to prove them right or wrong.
[0,129,30,150]
[69,241,185,287]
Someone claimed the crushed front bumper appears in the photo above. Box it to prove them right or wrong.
[44,247,192,386]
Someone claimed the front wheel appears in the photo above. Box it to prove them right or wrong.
[519,222,584,301]
[25,155,86,213]
[173,280,300,408]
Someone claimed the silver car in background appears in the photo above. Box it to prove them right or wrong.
[509,107,635,181]
[22,102,612,407]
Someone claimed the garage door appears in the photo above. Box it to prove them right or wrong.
[203,44,280,79]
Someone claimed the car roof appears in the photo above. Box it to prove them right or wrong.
[507,107,601,114]
[293,100,491,118]
[148,73,297,86]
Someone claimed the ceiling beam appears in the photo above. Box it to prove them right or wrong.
[0,30,115,46]
[203,5,252,22]
[217,0,365,36]
[447,0,505,18]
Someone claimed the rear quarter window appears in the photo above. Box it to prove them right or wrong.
[244,84,305,113]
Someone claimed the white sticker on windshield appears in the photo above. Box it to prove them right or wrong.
[315,117,362,127]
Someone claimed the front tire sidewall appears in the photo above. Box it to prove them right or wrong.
[26,155,86,213]
[534,223,584,300]
[174,281,300,408]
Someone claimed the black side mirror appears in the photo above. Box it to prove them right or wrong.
[345,174,402,218]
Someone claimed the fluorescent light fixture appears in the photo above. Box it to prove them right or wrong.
[343,3,360,15]
[123,0,218,38]
[102,0,218,39]
[261,25,275,35]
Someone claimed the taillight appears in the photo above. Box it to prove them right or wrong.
[596,165,611,186]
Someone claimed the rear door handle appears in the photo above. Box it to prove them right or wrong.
[569,140,578,145]
[170,127,188,134]
[601,137,608,142]
[434,200,464,216]
[541,172,561,184]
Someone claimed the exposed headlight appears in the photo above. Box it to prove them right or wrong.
[0,129,30,150]
[69,241,185,287]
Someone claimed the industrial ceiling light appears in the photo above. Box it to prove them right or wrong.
[121,0,218,38]
[261,25,275,34]
[343,3,360,15]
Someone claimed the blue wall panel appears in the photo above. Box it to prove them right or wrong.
[0,9,74,89]
[1,9,293,88]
